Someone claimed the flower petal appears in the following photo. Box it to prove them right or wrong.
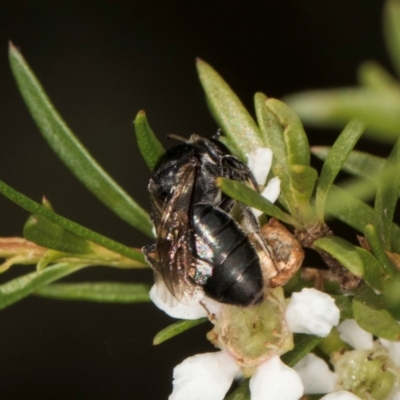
[319,390,362,400]
[149,281,208,320]
[380,338,400,367]
[250,355,304,400]
[389,387,400,400]
[169,351,241,400]
[337,319,373,350]
[294,353,337,394]
[285,288,340,337]
[247,147,273,185]
[261,176,281,203]
[252,177,281,217]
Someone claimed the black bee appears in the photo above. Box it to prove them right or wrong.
[143,134,267,306]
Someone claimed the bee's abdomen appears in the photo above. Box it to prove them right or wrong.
[193,203,264,306]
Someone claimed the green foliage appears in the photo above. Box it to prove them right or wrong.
[134,110,165,172]
[153,318,208,345]
[35,282,151,303]
[9,43,153,237]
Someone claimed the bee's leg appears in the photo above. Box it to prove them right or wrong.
[240,205,280,275]
[142,243,158,269]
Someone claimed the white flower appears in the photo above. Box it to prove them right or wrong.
[247,147,273,186]
[319,391,362,400]
[247,147,281,218]
[380,338,400,367]
[294,353,337,394]
[169,351,241,400]
[249,356,303,400]
[285,288,340,336]
[337,319,373,350]
[170,353,303,400]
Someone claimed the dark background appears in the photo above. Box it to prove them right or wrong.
[0,1,392,399]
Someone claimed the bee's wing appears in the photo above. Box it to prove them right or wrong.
[152,159,199,302]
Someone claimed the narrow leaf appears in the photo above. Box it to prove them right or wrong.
[312,147,384,182]
[355,247,386,291]
[364,224,398,276]
[196,59,263,158]
[0,179,146,264]
[331,295,354,321]
[264,98,310,167]
[255,94,296,216]
[289,164,318,213]
[353,284,400,341]
[224,379,250,400]
[382,276,400,320]
[316,120,365,220]
[281,334,322,367]
[285,88,400,143]
[314,236,364,278]
[34,282,151,303]
[384,0,400,78]
[374,138,400,248]
[24,215,92,254]
[9,43,153,237]
[216,177,299,228]
[134,110,165,171]
[325,185,379,234]
[153,318,208,345]
[0,262,86,310]
[255,93,287,159]
[357,61,400,91]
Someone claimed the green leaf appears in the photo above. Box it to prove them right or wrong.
[9,43,153,237]
[384,0,400,78]
[255,93,286,157]
[196,59,263,158]
[357,61,400,91]
[331,295,354,321]
[153,318,208,345]
[285,88,400,143]
[0,262,86,310]
[255,94,293,210]
[316,232,386,292]
[314,236,364,278]
[134,110,165,171]
[374,138,400,248]
[24,215,92,254]
[353,284,400,341]
[264,98,310,167]
[316,120,365,220]
[355,247,386,291]
[382,276,400,320]
[0,179,146,264]
[281,333,322,367]
[224,379,250,400]
[255,96,315,222]
[289,164,318,216]
[216,177,299,228]
[34,282,151,303]
[325,185,379,233]
[364,224,398,277]
[312,147,384,182]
